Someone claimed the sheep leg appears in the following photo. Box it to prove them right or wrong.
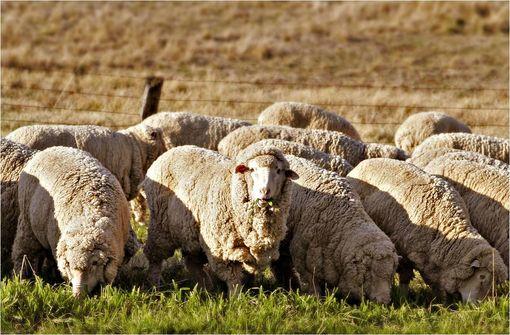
[144,218,175,287]
[123,226,141,265]
[11,216,44,279]
[184,253,215,291]
[397,259,415,296]
[272,254,299,291]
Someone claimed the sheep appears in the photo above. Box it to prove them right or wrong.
[271,155,398,304]
[243,139,353,176]
[0,138,37,275]
[143,144,298,294]
[394,112,471,154]
[423,157,509,266]
[258,102,361,140]
[347,158,508,302]
[141,111,251,151]
[217,125,407,165]
[12,146,131,297]
[409,148,509,170]
[412,133,509,163]
[6,123,165,201]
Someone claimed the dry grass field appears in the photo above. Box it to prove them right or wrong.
[1,1,509,142]
[1,2,509,333]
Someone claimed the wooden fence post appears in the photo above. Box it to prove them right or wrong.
[140,76,164,120]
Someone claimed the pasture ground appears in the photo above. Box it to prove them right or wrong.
[1,2,509,334]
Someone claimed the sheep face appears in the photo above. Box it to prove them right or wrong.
[457,262,493,303]
[69,250,113,297]
[236,155,298,203]
[365,256,397,304]
[138,125,166,171]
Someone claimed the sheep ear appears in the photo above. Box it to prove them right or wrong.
[235,164,249,174]
[285,169,299,180]
[471,259,480,268]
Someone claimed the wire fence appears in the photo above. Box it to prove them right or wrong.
[1,67,509,131]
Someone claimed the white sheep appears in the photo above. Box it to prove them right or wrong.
[408,148,509,170]
[141,111,251,150]
[347,158,508,302]
[271,155,398,303]
[243,139,353,176]
[142,144,298,294]
[12,147,131,297]
[258,102,361,140]
[394,112,471,154]
[0,138,36,275]
[412,133,509,163]
[423,157,509,266]
[6,123,165,201]
[218,125,407,165]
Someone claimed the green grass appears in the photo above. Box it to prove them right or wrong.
[1,276,508,334]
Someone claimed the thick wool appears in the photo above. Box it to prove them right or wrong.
[217,125,407,165]
[244,139,353,176]
[409,148,509,170]
[0,138,37,275]
[141,111,250,150]
[12,147,130,288]
[394,112,471,154]
[143,145,294,291]
[424,158,509,266]
[273,155,398,303]
[412,133,509,163]
[6,123,165,201]
[347,158,508,296]
[258,102,361,140]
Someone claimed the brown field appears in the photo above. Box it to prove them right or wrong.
[1,1,509,143]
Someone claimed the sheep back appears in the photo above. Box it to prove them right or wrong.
[141,111,250,150]
[258,102,361,140]
[394,112,471,154]
[347,158,507,294]
[412,133,509,163]
[424,157,509,265]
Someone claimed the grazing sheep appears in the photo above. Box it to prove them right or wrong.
[347,158,507,302]
[409,148,509,170]
[423,158,509,266]
[141,111,250,150]
[394,112,471,154]
[272,155,398,304]
[258,102,361,140]
[243,139,353,176]
[217,125,407,165]
[6,123,165,201]
[0,138,36,275]
[12,147,130,297]
[143,145,298,294]
[412,133,509,163]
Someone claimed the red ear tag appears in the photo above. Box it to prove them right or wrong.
[235,164,249,174]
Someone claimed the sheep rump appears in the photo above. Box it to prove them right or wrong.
[258,102,361,140]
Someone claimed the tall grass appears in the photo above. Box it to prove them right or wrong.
[1,276,508,333]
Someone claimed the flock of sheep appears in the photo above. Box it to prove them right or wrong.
[1,101,508,304]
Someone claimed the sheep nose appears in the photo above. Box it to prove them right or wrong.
[260,187,271,199]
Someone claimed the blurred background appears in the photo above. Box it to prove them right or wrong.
[1,1,508,142]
